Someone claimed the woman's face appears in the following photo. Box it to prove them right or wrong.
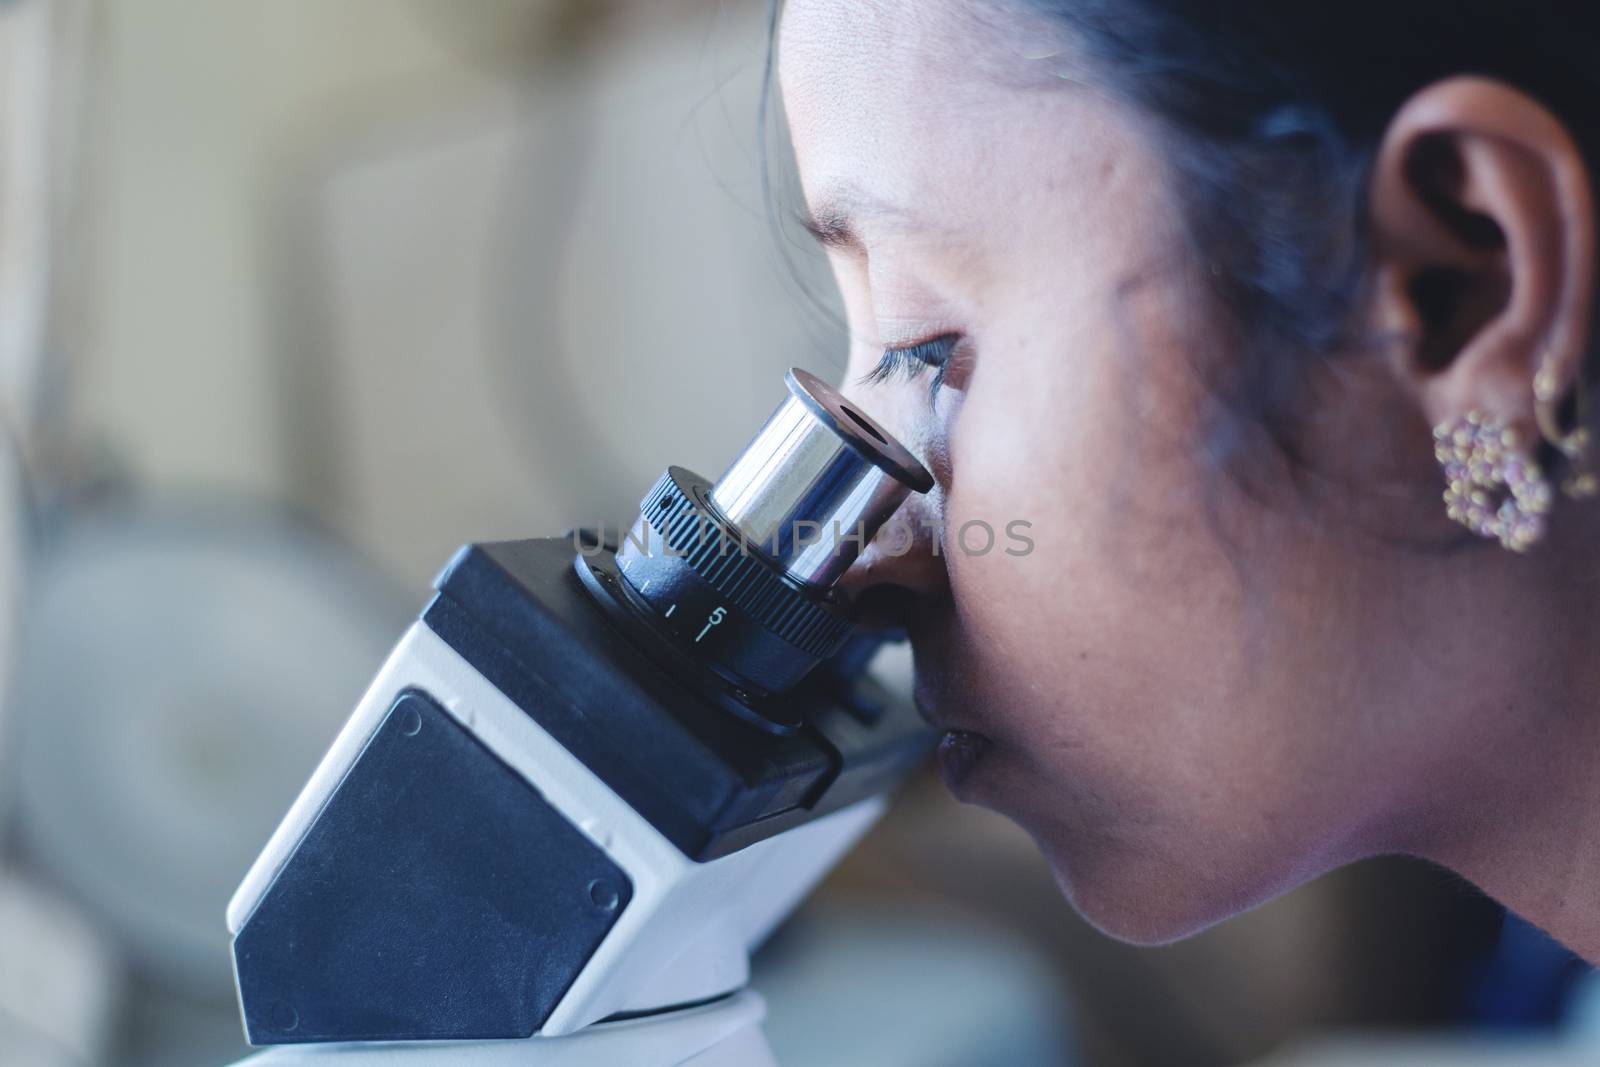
[781,0,1504,942]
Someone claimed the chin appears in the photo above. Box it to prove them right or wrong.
[1033,828,1253,947]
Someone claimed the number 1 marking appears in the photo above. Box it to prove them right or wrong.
[665,604,676,618]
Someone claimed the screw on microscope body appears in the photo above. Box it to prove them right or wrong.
[587,878,619,912]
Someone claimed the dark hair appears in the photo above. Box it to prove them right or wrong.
[765,2,1600,483]
[1028,1,1600,474]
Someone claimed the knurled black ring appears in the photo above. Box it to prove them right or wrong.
[636,469,853,659]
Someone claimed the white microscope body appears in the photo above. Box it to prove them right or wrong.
[224,371,934,1065]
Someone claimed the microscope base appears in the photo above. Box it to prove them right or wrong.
[227,991,777,1067]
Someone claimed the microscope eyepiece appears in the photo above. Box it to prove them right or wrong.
[579,369,932,718]
[712,368,932,588]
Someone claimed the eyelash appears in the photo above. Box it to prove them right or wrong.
[861,333,961,403]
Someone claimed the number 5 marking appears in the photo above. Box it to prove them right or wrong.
[695,606,728,643]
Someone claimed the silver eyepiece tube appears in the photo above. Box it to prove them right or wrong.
[710,368,934,589]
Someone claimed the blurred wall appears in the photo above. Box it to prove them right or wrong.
[81,0,480,501]
[76,0,839,585]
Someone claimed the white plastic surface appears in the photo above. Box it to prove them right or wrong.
[225,991,778,1067]
[228,622,882,1036]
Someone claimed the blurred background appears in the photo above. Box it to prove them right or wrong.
[0,2,1596,1065]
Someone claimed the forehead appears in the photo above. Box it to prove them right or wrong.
[779,1,1025,165]
[779,0,1052,94]
[777,0,1132,246]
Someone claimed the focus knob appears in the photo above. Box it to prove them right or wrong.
[614,468,851,693]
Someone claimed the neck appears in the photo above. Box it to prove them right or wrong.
[1420,567,1600,962]
[1435,788,1600,963]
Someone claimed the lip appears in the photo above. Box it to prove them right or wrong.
[912,665,994,792]
[936,729,992,790]
[908,633,992,793]
[911,676,959,735]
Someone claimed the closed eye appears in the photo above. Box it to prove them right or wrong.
[860,333,961,403]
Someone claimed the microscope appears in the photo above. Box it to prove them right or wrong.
[224,369,935,1066]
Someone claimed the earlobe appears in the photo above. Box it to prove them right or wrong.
[1366,76,1597,549]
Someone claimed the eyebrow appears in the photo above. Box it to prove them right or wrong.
[800,202,860,250]
[797,187,908,252]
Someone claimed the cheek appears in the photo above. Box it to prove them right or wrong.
[936,314,1321,939]
[938,292,1263,835]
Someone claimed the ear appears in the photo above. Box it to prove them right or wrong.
[1367,76,1595,437]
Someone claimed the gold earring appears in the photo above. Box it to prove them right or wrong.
[1533,363,1598,499]
[1433,411,1554,551]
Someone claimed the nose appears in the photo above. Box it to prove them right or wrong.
[833,489,951,631]
[832,381,952,631]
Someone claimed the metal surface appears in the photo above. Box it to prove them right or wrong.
[710,370,932,588]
